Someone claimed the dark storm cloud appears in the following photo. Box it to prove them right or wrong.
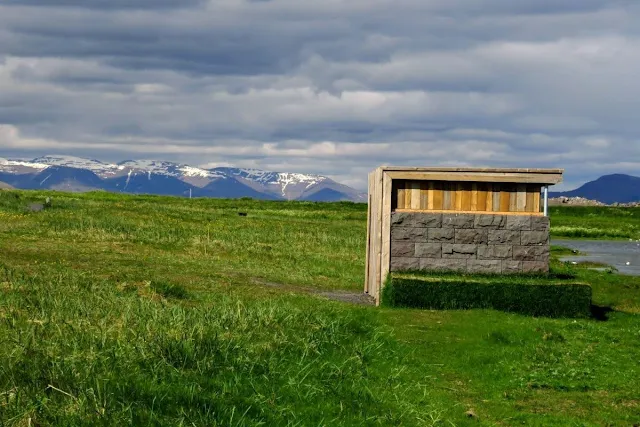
[0,0,638,190]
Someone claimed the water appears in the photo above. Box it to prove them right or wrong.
[553,239,640,276]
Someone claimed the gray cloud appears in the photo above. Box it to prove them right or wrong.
[0,0,639,190]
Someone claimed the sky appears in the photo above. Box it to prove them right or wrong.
[0,0,638,190]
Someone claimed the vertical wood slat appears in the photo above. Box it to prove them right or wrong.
[379,172,393,306]
[365,170,378,295]
[516,184,527,212]
[526,187,535,212]
[476,183,489,212]
[455,183,463,211]
[509,185,518,212]
[364,175,373,294]
[419,181,428,209]
[443,183,451,210]
[461,183,472,211]
[485,183,493,212]
[500,185,511,212]
[533,187,541,213]
[433,182,444,210]
[396,180,406,211]
[373,168,383,302]
[493,184,501,212]
[410,181,421,210]
[427,182,435,210]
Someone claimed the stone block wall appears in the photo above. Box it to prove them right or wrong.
[390,212,550,274]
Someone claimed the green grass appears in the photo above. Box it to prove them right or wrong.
[550,205,640,239]
[0,191,639,425]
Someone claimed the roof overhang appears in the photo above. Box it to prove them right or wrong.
[376,167,564,185]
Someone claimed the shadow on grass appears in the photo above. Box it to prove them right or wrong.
[590,304,614,321]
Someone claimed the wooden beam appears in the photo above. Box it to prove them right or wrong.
[385,171,563,185]
[379,172,393,306]
[395,209,545,216]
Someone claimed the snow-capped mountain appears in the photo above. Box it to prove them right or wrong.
[214,167,330,200]
[0,155,366,202]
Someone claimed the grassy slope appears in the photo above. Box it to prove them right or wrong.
[0,192,638,426]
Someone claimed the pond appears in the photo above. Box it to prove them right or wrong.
[552,239,640,276]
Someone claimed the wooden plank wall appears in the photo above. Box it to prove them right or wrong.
[365,169,384,299]
[394,180,542,214]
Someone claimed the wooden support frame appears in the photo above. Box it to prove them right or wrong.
[364,166,564,305]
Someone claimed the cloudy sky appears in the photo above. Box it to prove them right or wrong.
[0,0,638,190]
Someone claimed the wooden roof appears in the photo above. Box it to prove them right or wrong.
[375,166,564,185]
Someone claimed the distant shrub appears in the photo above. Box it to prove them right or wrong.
[382,275,592,318]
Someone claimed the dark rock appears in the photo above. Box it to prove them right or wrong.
[477,245,513,260]
[488,230,520,245]
[390,257,420,271]
[455,229,488,244]
[415,243,442,258]
[391,242,415,257]
[428,228,455,243]
[442,244,477,259]
[474,215,506,229]
[467,260,502,274]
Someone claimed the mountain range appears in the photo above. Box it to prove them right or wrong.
[550,174,640,204]
[0,155,366,202]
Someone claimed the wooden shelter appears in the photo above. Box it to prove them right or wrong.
[365,167,564,305]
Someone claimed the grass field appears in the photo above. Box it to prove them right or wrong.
[549,205,640,240]
[0,190,639,426]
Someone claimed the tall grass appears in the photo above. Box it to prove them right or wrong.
[0,191,639,425]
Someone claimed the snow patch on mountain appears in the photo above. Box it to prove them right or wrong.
[118,159,224,179]
[212,167,330,198]
[32,155,122,175]
[0,157,50,172]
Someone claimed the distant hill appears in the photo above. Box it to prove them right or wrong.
[550,174,640,204]
[300,188,357,202]
[0,155,367,202]
[0,181,13,190]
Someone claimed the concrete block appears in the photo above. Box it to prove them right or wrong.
[531,216,550,232]
[488,230,520,245]
[506,216,532,231]
[391,227,428,242]
[502,260,523,274]
[428,228,455,242]
[391,242,415,257]
[390,257,420,271]
[521,231,549,246]
[467,260,502,274]
[442,244,477,259]
[442,213,475,229]
[420,258,466,272]
[513,245,550,261]
[474,214,506,229]
[415,243,442,258]
[522,261,549,274]
[455,229,488,244]
[477,245,513,260]
[391,212,414,227]
[413,213,442,228]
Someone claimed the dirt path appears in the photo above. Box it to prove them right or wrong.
[252,279,375,305]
